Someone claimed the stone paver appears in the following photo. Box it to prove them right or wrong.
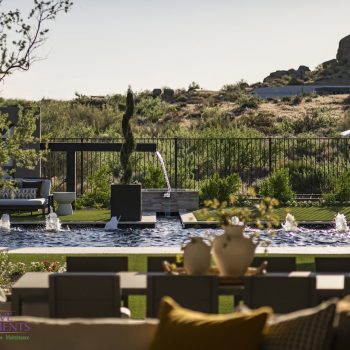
[7,245,350,255]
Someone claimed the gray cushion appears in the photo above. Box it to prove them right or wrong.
[0,198,45,206]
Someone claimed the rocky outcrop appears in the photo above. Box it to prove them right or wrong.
[337,35,350,66]
[262,35,350,86]
[263,65,311,85]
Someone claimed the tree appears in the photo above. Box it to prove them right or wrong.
[0,0,73,82]
[120,87,135,184]
[0,105,45,182]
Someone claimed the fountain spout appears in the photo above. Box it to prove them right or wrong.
[105,216,119,231]
[282,213,298,232]
[0,214,11,231]
[45,210,62,231]
[335,213,348,232]
[155,151,171,198]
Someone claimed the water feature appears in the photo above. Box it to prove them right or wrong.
[2,218,350,248]
[0,214,10,231]
[155,151,171,198]
[45,211,62,232]
[231,216,244,226]
[104,216,119,231]
[335,213,349,232]
[282,213,298,232]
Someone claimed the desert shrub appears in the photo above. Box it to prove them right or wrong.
[220,80,249,102]
[259,168,295,205]
[78,165,112,208]
[143,165,166,188]
[188,81,201,91]
[136,96,176,123]
[239,112,277,135]
[200,173,241,203]
[292,108,336,135]
[343,95,350,105]
[292,95,303,105]
[281,96,292,103]
[237,94,261,110]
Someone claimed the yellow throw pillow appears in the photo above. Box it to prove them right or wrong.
[149,297,271,350]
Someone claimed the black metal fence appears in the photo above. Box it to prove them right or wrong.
[41,137,350,195]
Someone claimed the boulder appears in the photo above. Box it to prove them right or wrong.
[163,88,175,102]
[152,89,162,97]
[337,35,350,66]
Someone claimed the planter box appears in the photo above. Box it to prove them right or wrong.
[142,189,198,213]
[110,184,142,221]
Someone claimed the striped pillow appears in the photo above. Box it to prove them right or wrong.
[262,299,336,350]
[15,188,38,199]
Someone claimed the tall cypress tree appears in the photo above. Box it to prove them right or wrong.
[120,87,135,184]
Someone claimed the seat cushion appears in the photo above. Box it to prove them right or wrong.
[261,299,336,350]
[149,297,271,350]
[2,317,158,350]
[0,198,45,206]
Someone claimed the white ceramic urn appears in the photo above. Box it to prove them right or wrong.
[212,225,258,277]
[182,237,212,275]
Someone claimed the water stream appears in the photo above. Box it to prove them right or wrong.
[155,151,171,197]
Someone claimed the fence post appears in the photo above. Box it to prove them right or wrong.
[66,150,76,193]
[174,137,178,189]
[80,137,84,195]
[268,138,272,174]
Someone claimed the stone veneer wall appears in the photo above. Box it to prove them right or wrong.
[142,189,198,212]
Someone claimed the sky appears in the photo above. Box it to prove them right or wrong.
[0,0,349,100]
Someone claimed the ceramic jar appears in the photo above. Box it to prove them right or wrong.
[182,237,212,275]
[212,225,258,277]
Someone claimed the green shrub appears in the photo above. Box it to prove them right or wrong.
[286,164,333,194]
[323,170,350,203]
[200,173,241,203]
[259,168,295,205]
[78,165,112,208]
[143,166,166,188]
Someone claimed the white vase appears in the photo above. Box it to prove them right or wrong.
[182,237,212,275]
[212,225,258,277]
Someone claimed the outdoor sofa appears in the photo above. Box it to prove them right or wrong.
[2,297,350,350]
[0,178,52,216]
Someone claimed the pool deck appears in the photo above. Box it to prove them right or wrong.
[5,246,350,255]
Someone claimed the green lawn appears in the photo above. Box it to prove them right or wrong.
[6,253,330,318]
[194,206,350,222]
[8,209,110,223]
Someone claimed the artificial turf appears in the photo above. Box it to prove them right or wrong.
[194,206,350,222]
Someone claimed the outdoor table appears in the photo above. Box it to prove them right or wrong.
[11,271,346,316]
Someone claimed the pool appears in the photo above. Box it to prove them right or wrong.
[1,217,350,248]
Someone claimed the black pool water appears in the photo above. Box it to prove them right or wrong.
[1,217,350,248]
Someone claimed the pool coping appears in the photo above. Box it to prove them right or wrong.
[10,212,157,228]
[5,246,350,255]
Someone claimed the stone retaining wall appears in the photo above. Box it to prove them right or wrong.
[142,189,198,212]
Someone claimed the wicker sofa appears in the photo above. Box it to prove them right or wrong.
[0,178,52,216]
